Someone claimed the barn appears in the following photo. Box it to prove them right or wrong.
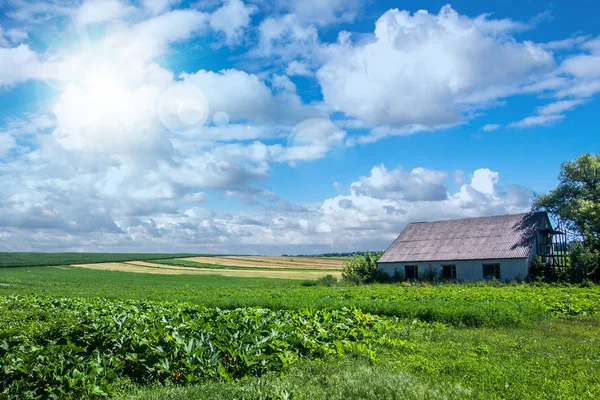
[377,212,565,282]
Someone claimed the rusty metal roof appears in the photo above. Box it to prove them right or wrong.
[378,212,549,263]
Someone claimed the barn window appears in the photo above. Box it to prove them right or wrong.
[405,265,418,280]
[441,264,456,280]
[482,263,501,280]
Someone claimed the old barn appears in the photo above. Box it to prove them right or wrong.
[378,212,565,282]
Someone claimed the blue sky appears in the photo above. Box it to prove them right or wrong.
[0,0,598,254]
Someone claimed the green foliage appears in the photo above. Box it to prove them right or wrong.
[3,266,600,326]
[1,269,599,399]
[533,153,600,251]
[0,295,415,399]
[0,253,207,268]
[341,251,384,284]
[569,242,599,283]
[527,255,547,282]
[317,274,339,286]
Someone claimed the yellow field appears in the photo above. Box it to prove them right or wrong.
[71,256,344,280]
[180,256,344,270]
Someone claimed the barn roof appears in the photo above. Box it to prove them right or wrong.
[378,212,549,263]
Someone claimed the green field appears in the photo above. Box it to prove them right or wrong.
[0,253,210,268]
[1,264,600,399]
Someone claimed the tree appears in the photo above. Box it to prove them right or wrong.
[533,153,600,252]
[341,251,383,284]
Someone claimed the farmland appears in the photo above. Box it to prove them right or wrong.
[70,255,344,280]
[1,261,600,399]
[0,253,206,268]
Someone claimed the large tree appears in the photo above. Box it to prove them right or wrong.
[533,153,600,251]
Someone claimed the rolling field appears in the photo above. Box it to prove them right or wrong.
[0,252,206,268]
[1,257,600,399]
[70,255,345,280]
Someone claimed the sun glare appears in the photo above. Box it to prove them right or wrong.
[80,65,127,109]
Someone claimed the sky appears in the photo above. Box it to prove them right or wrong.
[0,0,598,254]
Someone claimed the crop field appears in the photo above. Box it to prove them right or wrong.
[0,253,206,268]
[1,260,600,399]
[69,255,344,280]
[71,261,341,280]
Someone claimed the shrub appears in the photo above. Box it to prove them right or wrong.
[527,255,547,282]
[569,243,599,283]
[318,275,338,287]
[341,251,383,284]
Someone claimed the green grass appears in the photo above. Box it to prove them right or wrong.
[0,252,213,268]
[117,317,600,400]
[0,266,547,326]
[1,265,599,399]
[2,266,599,326]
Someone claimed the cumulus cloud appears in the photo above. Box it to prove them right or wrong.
[286,61,311,76]
[0,2,591,253]
[180,69,317,124]
[75,0,136,26]
[316,5,553,139]
[350,165,448,202]
[209,0,256,45]
[0,45,42,86]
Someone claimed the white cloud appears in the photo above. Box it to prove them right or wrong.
[75,0,136,26]
[286,61,311,76]
[508,114,564,128]
[508,99,585,129]
[0,133,18,157]
[350,164,448,202]
[543,36,589,51]
[0,25,28,46]
[0,45,42,86]
[180,69,318,124]
[561,54,600,79]
[482,123,501,131]
[209,0,256,45]
[142,0,182,15]
[537,99,585,115]
[278,0,362,26]
[316,6,553,136]
[255,14,320,61]
[0,2,592,253]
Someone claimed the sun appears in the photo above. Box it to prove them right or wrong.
[80,64,127,110]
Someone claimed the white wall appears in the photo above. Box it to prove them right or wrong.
[378,258,529,282]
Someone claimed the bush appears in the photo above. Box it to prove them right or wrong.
[318,275,338,287]
[527,255,547,282]
[341,252,383,284]
[569,243,599,283]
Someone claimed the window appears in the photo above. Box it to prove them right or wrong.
[441,264,456,280]
[405,265,418,280]
[482,263,501,280]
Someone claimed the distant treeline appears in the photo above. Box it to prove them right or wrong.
[281,252,383,258]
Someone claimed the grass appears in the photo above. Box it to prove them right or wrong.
[1,263,599,399]
[118,317,600,400]
[0,252,211,268]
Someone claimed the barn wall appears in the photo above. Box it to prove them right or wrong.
[378,258,529,282]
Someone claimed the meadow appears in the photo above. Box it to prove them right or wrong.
[0,253,206,268]
[1,260,600,399]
